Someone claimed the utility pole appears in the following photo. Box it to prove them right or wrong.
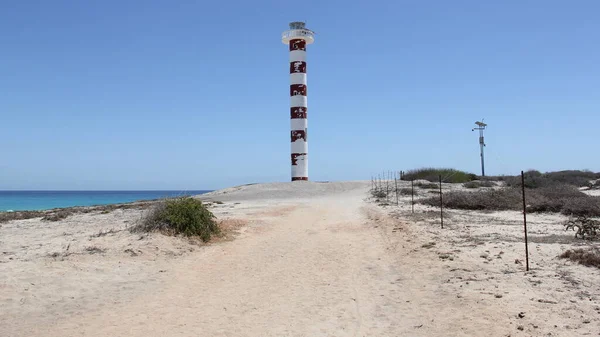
[472,120,487,177]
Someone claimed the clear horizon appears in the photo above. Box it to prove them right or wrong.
[2,0,599,190]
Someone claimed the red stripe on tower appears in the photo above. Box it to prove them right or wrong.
[290,107,307,119]
[290,84,307,96]
[290,61,306,74]
[289,39,306,51]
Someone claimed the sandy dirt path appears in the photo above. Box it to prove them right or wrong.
[19,183,414,336]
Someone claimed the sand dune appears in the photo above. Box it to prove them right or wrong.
[1,181,599,336]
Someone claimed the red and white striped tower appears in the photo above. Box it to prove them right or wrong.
[282,22,314,182]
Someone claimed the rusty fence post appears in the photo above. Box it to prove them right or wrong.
[394,173,399,206]
[439,175,444,229]
[411,179,414,214]
[521,170,530,271]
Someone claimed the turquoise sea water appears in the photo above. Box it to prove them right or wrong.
[0,190,211,212]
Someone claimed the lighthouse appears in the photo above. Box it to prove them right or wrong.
[282,22,314,181]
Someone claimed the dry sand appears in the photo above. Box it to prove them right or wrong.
[1,181,599,336]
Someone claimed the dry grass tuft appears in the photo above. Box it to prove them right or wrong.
[559,248,600,268]
[85,246,107,254]
[398,188,413,196]
[42,210,73,222]
[90,228,120,238]
[371,190,387,198]
[416,182,439,190]
[564,216,599,240]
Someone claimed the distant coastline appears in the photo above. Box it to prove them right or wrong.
[0,190,211,212]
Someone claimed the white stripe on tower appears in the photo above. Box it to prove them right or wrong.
[283,22,314,182]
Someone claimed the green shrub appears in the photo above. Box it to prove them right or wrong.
[402,168,476,183]
[132,197,220,242]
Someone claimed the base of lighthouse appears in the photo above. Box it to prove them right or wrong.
[291,152,308,181]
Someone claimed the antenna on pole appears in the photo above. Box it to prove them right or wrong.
[472,119,487,177]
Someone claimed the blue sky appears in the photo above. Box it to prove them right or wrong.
[1,0,599,190]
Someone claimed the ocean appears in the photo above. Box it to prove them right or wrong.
[0,190,211,212]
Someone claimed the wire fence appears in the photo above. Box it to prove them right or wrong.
[369,170,531,272]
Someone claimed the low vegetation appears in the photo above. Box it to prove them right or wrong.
[131,197,220,242]
[85,246,107,254]
[0,210,45,223]
[0,201,156,223]
[463,181,496,189]
[90,228,119,238]
[420,185,600,217]
[559,248,600,269]
[421,188,521,211]
[416,182,439,190]
[42,210,73,222]
[545,170,600,187]
[564,216,599,240]
[371,189,387,199]
[402,168,477,184]
[505,170,600,189]
[398,188,413,196]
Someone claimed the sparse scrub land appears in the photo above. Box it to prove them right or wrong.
[420,184,600,217]
[371,168,600,217]
[505,170,600,189]
[131,197,220,242]
[421,188,521,211]
[0,210,46,223]
[402,168,477,183]
[545,170,600,187]
[0,200,157,223]
[559,248,600,269]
